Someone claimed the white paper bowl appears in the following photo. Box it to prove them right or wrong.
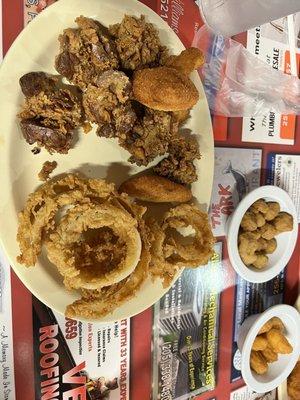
[227,186,298,283]
[238,304,300,393]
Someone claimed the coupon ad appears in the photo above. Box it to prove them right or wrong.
[32,298,130,400]
[267,153,300,222]
[0,250,16,400]
[242,16,300,145]
[152,243,222,400]
[210,148,262,237]
[231,271,285,381]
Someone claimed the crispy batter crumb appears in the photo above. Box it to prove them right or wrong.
[38,161,58,181]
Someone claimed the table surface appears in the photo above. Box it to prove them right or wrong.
[1,1,299,400]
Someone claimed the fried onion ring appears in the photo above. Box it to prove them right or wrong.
[149,204,215,287]
[65,218,151,319]
[45,203,142,290]
[17,174,114,266]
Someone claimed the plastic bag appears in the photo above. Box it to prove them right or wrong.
[192,25,300,117]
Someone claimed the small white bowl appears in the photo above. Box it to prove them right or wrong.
[227,186,298,283]
[238,304,300,393]
[277,296,300,400]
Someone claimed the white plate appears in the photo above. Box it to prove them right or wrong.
[0,0,214,321]
[227,186,298,283]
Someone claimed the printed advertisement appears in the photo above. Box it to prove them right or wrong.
[242,16,300,145]
[152,243,222,400]
[32,298,130,400]
[230,386,276,400]
[231,272,285,381]
[267,153,300,222]
[24,0,56,25]
[210,148,262,237]
[0,250,15,400]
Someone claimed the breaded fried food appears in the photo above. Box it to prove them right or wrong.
[83,70,136,137]
[38,161,57,182]
[261,346,278,363]
[17,174,114,267]
[257,223,278,240]
[266,328,293,354]
[165,47,205,75]
[123,108,174,166]
[252,335,268,351]
[240,211,265,232]
[133,66,199,111]
[18,72,83,154]
[149,204,215,286]
[258,317,285,335]
[264,202,280,221]
[251,199,269,214]
[238,231,260,266]
[46,203,142,290]
[66,216,151,319]
[250,351,268,375]
[272,212,293,233]
[119,175,192,203]
[252,253,268,269]
[288,361,300,400]
[55,16,119,89]
[109,15,168,70]
[154,137,201,184]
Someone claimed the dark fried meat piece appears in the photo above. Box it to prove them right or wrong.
[123,108,174,166]
[20,120,73,154]
[83,70,136,136]
[154,137,200,184]
[18,72,83,154]
[109,15,168,70]
[19,72,57,97]
[55,16,119,89]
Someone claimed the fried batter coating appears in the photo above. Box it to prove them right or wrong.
[240,211,265,231]
[272,212,293,233]
[119,174,192,203]
[165,47,205,75]
[288,361,300,400]
[17,174,115,267]
[258,317,285,335]
[266,328,293,354]
[109,15,168,70]
[38,161,58,182]
[149,204,215,287]
[265,202,280,221]
[45,203,142,290]
[133,66,199,111]
[83,70,136,136]
[261,346,278,363]
[18,73,83,154]
[65,217,151,319]
[252,336,268,351]
[252,253,268,269]
[257,223,278,240]
[250,351,268,375]
[251,199,269,214]
[124,108,174,166]
[238,232,260,266]
[154,137,201,184]
[55,16,119,89]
